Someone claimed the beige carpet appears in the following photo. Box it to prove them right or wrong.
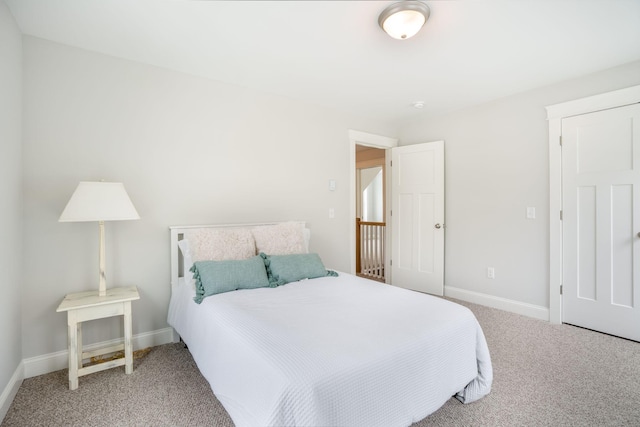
[3,299,640,426]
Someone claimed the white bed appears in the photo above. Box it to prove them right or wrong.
[167,223,492,427]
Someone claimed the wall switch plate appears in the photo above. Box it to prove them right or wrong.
[329,180,336,191]
[487,267,495,279]
[329,208,335,218]
[526,207,536,219]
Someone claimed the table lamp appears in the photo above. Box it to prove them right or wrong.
[59,181,140,296]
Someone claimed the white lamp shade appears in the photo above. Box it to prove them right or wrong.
[59,181,140,222]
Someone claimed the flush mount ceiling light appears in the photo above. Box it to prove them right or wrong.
[378,0,431,40]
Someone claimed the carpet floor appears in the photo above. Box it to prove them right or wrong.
[3,299,640,426]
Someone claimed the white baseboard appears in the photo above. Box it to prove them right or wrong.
[23,327,174,379]
[0,361,23,423]
[445,286,549,321]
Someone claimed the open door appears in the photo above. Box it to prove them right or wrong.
[390,141,444,295]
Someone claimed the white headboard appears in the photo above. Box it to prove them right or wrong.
[169,222,307,288]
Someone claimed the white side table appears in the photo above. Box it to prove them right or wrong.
[56,286,140,390]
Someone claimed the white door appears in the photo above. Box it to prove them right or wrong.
[390,141,444,295]
[562,103,640,341]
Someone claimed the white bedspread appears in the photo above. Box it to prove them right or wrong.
[168,273,492,427]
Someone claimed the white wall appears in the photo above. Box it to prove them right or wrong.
[0,0,23,418]
[21,36,396,359]
[398,60,640,310]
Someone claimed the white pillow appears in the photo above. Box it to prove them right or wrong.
[177,239,196,289]
[252,222,307,255]
[177,239,194,272]
[185,228,256,262]
[303,227,311,252]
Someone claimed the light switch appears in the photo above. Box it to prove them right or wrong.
[329,208,335,218]
[329,180,336,191]
[526,207,536,219]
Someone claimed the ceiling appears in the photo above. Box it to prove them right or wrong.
[6,0,640,124]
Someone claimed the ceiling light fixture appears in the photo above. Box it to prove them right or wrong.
[412,101,426,109]
[378,1,431,40]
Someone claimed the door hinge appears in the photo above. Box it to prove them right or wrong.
[390,259,392,266]
[390,209,392,216]
[560,210,563,220]
[559,135,563,146]
[560,284,563,295]
[390,160,393,167]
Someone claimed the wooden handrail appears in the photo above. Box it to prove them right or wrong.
[358,220,385,227]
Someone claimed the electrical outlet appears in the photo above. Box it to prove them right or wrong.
[487,267,495,279]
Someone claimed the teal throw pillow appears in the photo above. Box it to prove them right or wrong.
[260,252,338,285]
[191,255,270,304]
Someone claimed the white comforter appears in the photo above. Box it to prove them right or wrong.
[168,273,492,427]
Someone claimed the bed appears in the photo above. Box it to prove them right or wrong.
[167,222,492,427]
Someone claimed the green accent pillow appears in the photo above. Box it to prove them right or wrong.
[260,252,338,285]
[191,255,270,304]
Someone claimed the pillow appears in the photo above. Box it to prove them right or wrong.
[185,228,256,262]
[252,222,307,255]
[177,239,197,289]
[302,227,311,252]
[191,255,271,304]
[177,239,194,276]
[260,252,338,286]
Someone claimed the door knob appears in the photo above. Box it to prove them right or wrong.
[435,223,442,229]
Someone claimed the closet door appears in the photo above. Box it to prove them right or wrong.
[562,103,640,341]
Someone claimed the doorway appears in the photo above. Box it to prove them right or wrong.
[356,145,386,281]
[348,130,446,296]
[348,130,397,279]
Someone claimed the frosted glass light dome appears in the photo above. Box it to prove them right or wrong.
[378,1,431,40]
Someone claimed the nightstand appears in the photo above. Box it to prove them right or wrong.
[56,286,140,390]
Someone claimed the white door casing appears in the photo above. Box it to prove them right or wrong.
[562,104,640,341]
[391,141,445,295]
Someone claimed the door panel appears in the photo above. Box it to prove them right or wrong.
[418,193,435,274]
[562,103,640,341]
[397,193,414,270]
[577,186,596,300]
[391,141,444,295]
[611,184,633,307]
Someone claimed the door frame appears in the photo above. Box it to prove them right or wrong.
[546,84,640,324]
[348,130,398,276]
